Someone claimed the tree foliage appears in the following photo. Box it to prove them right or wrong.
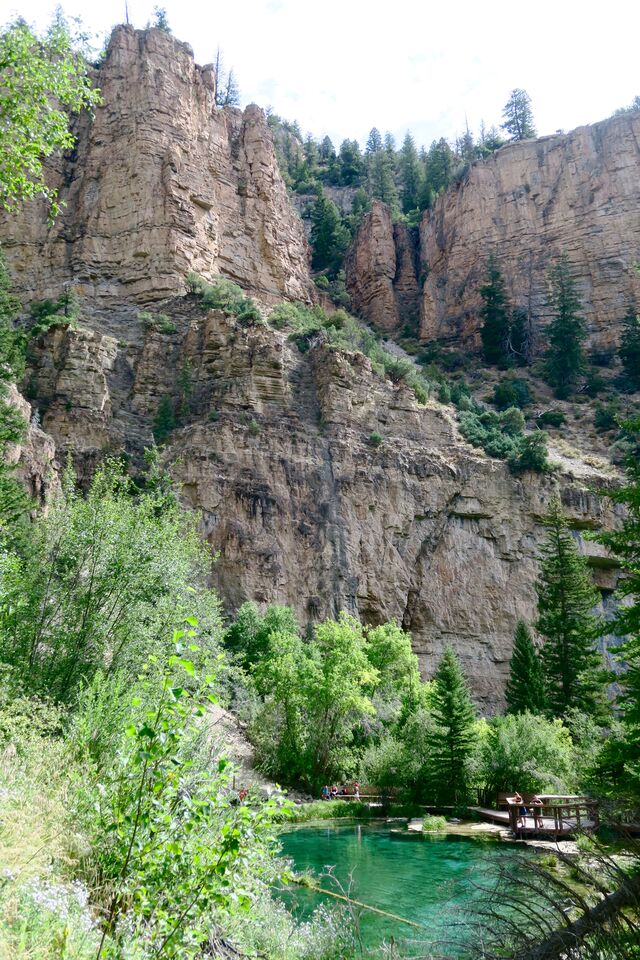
[536,501,607,719]
[0,460,220,702]
[427,645,477,804]
[0,17,100,215]
[480,256,511,364]
[505,620,547,715]
[619,308,640,389]
[501,88,536,141]
[544,256,587,398]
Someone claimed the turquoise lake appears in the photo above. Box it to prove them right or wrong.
[278,821,528,956]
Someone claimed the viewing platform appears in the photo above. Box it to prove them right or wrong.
[473,794,599,837]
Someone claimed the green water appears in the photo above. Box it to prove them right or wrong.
[278,821,528,955]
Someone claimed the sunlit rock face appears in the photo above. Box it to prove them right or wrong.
[0,26,314,307]
[419,112,640,352]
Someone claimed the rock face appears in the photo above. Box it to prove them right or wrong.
[419,112,640,351]
[345,114,640,352]
[22,304,623,709]
[346,201,420,332]
[5,385,58,504]
[0,26,314,306]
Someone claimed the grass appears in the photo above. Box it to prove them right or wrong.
[0,721,99,959]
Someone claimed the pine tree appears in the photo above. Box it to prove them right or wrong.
[399,132,422,214]
[428,645,477,804]
[479,257,511,364]
[544,256,587,398]
[212,48,241,107]
[319,136,335,163]
[505,621,547,714]
[619,307,640,388]
[536,501,606,719]
[365,127,383,155]
[593,419,640,795]
[501,89,536,141]
[153,395,176,444]
[367,151,398,211]
[310,189,349,275]
[151,6,171,32]
[338,140,364,186]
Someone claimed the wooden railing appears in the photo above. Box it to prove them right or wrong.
[506,795,599,834]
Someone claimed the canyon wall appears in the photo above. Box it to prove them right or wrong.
[347,112,640,352]
[0,26,313,307]
[345,201,420,332]
[22,305,622,709]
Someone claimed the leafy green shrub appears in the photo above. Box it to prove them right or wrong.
[153,394,176,443]
[314,274,330,290]
[368,431,382,448]
[536,409,565,428]
[437,381,452,404]
[492,376,532,410]
[480,712,575,797]
[0,460,222,703]
[138,310,177,334]
[186,272,262,324]
[583,367,607,397]
[422,814,447,832]
[508,432,549,474]
[29,290,80,337]
[594,402,619,432]
[247,417,260,436]
[410,377,429,404]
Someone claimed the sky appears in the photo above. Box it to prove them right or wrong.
[5,0,640,150]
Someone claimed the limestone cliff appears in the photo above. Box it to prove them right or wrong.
[345,201,420,333]
[420,111,640,351]
[0,26,314,306]
[21,306,623,709]
[347,113,640,352]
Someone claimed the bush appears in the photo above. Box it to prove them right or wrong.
[138,311,177,334]
[368,432,383,448]
[508,432,549,474]
[29,290,80,337]
[186,272,262,324]
[492,377,532,410]
[422,814,447,832]
[594,402,619,432]
[536,409,565,428]
[481,712,575,798]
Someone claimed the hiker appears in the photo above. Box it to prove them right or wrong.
[330,785,338,798]
[531,795,544,829]
[353,781,360,799]
[321,784,330,800]
[513,792,528,827]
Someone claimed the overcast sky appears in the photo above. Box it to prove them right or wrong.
[6,0,640,149]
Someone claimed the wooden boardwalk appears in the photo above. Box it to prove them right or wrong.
[472,795,599,837]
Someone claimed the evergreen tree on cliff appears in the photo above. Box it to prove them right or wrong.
[310,188,349,275]
[544,256,587,398]
[619,308,640,389]
[365,127,383,154]
[536,501,606,719]
[501,88,536,141]
[480,257,510,364]
[592,420,640,796]
[399,132,422,214]
[505,621,547,715]
[428,646,477,804]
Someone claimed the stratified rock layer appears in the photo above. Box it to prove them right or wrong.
[419,112,640,351]
[0,26,313,306]
[22,305,623,709]
[346,201,420,332]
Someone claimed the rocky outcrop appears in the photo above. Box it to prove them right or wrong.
[419,111,640,351]
[5,385,58,503]
[346,201,420,332]
[22,303,623,709]
[0,26,314,306]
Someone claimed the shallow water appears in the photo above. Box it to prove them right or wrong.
[278,821,528,955]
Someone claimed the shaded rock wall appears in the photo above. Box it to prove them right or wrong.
[0,26,314,307]
[345,201,420,332]
[419,112,640,351]
[22,305,623,710]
